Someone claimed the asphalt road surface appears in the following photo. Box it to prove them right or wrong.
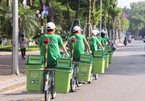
[0,40,145,101]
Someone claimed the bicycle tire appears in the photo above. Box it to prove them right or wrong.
[51,85,56,99]
[70,78,76,92]
[44,91,51,101]
[76,79,82,87]
[94,74,98,80]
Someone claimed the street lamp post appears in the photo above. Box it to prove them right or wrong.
[12,0,19,75]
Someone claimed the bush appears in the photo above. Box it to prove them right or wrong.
[0,45,39,51]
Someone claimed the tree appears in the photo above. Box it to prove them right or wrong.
[19,5,40,38]
[127,1,145,36]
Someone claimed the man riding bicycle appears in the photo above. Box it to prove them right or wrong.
[88,30,104,56]
[39,22,69,67]
[64,26,90,61]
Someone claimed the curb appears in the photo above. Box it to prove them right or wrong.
[0,75,26,94]
[0,82,26,94]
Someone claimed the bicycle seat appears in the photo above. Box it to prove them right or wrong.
[44,66,54,71]
[72,61,79,65]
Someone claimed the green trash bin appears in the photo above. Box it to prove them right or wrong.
[93,57,105,74]
[54,69,72,93]
[78,62,92,82]
[54,58,72,93]
[109,52,113,63]
[26,55,44,91]
[105,46,113,64]
[93,51,105,74]
[104,54,109,69]
[78,54,93,82]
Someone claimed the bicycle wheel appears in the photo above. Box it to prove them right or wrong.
[70,78,76,92]
[51,85,56,99]
[93,74,98,80]
[44,91,51,101]
[76,79,82,87]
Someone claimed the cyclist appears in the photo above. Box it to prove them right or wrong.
[101,29,110,47]
[64,26,90,61]
[95,30,104,50]
[88,30,104,56]
[39,22,69,67]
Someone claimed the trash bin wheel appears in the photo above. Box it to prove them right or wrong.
[76,79,82,87]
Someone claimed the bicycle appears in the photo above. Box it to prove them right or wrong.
[43,66,56,101]
[42,38,56,101]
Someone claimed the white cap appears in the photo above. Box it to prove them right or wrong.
[73,26,83,32]
[91,30,97,35]
[46,22,56,30]
[96,30,100,35]
[101,30,106,33]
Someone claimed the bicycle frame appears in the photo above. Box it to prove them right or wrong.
[72,61,79,79]
[43,68,56,101]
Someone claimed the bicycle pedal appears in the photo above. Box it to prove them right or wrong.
[42,91,44,94]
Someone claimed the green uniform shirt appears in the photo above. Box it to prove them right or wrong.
[88,36,101,56]
[97,36,103,49]
[39,34,63,67]
[68,34,85,60]
[102,36,109,47]
[97,36,102,42]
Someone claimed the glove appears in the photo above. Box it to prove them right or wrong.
[102,47,105,50]
[66,53,70,57]
[89,51,92,54]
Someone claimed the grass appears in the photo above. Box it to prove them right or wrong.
[0,45,39,51]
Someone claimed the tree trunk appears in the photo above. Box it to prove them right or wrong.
[86,0,91,37]
[75,0,80,19]
[0,0,2,5]
[66,0,71,25]
[46,0,54,22]
[91,0,95,29]
[113,16,117,44]
[27,0,32,7]
[6,0,11,7]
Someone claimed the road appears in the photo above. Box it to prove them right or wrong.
[0,40,145,101]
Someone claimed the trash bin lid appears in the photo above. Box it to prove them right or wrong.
[26,55,44,65]
[56,58,72,68]
[80,54,93,63]
[93,51,105,57]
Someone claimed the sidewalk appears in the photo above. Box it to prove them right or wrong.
[0,75,26,94]
[0,51,39,94]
